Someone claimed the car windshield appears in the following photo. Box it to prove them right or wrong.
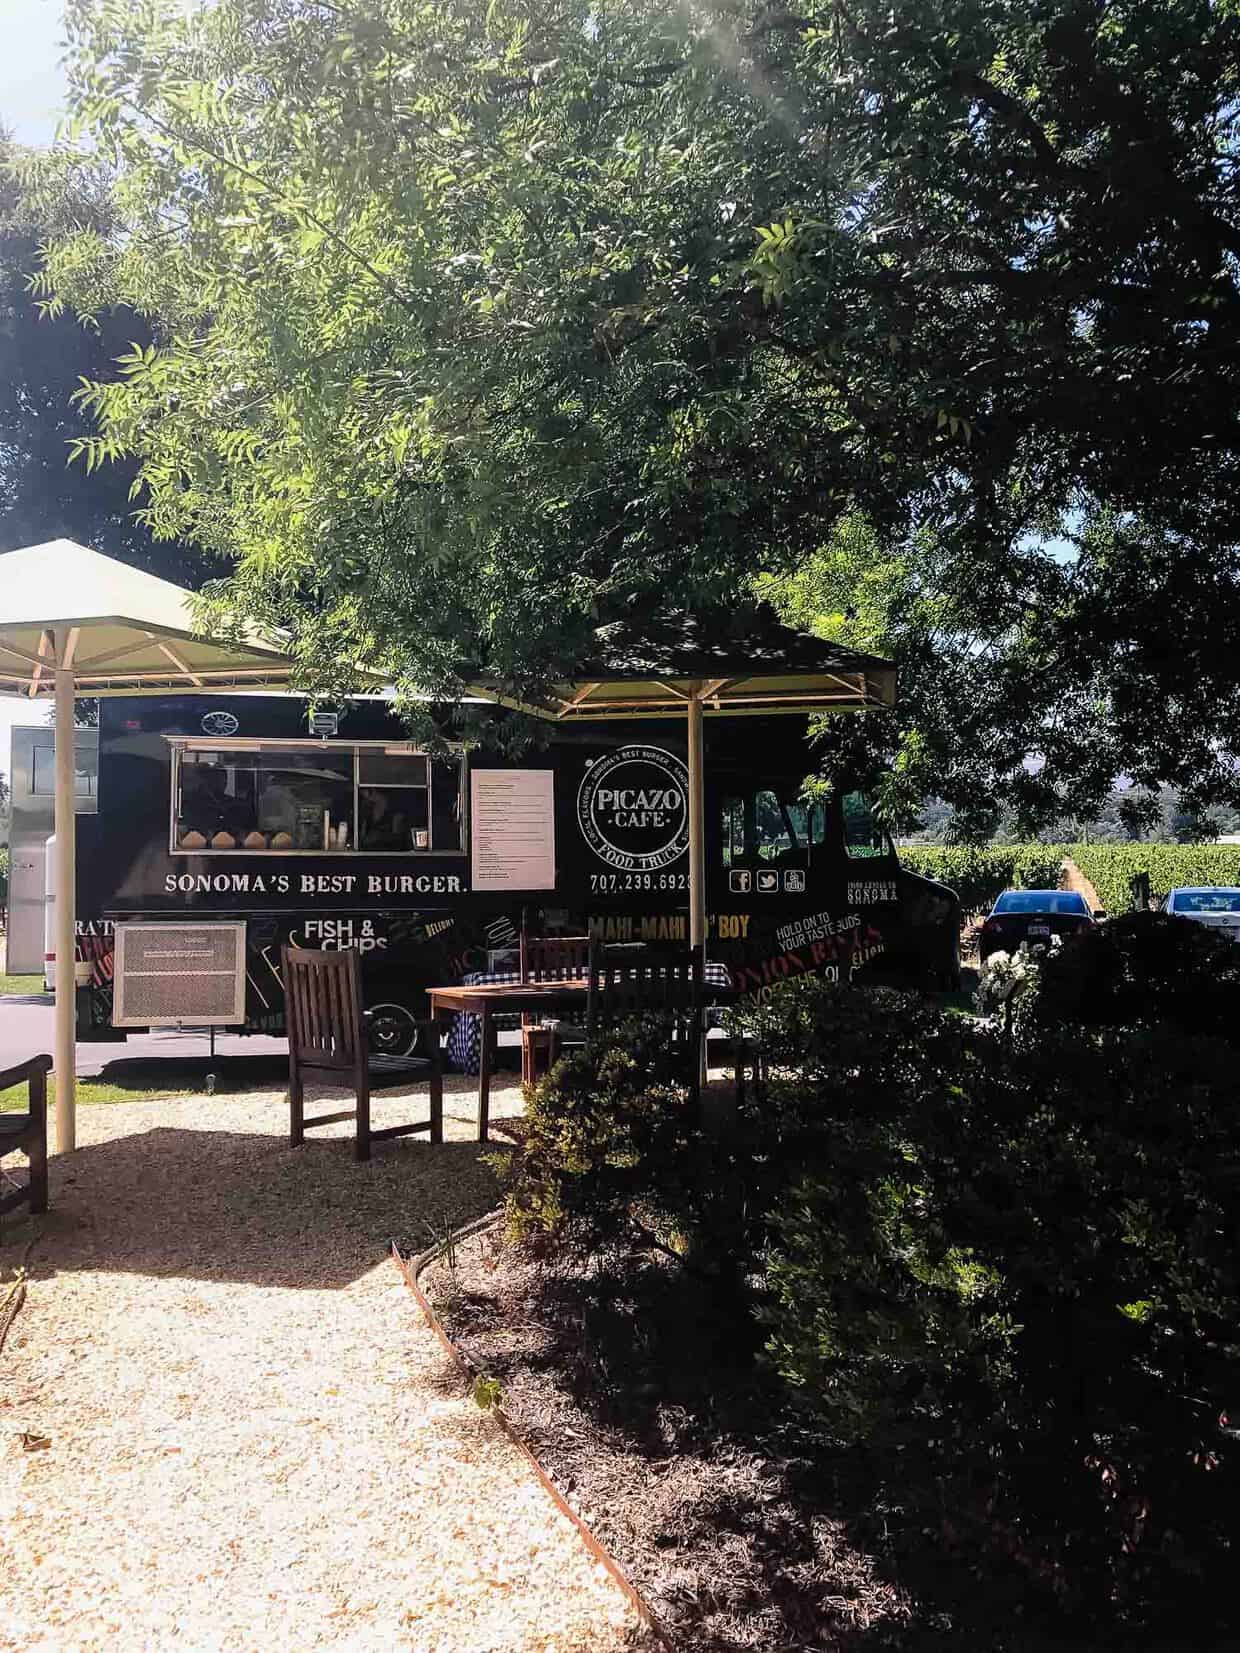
[992,891,1089,916]
[1170,890,1240,914]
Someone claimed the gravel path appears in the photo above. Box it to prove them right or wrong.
[0,1080,641,1652]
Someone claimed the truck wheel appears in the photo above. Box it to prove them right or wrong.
[367,1002,424,1059]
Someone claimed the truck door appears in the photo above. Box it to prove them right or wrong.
[719,784,825,896]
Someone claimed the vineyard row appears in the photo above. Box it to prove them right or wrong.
[897,843,1240,917]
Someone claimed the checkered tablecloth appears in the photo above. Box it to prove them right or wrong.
[444,963,734,1074]
[445,971,529,1074]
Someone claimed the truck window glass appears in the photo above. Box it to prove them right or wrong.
[172,742,465,853]
[842,791,887,858]
[754,790,794,861]
[32,742,97,799]
[719,792,821,865]
[358,750,429,850]
[786,801,826,847]
[430,756,464,852]
[720,797,744,866]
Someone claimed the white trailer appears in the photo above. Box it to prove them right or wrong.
[4,725,98,974]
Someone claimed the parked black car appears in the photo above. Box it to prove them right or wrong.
[978,889,1101,962]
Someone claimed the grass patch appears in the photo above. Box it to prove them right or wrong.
[0,1075,193,1112]
[0,1053,290,1112]
[0,972,46,997]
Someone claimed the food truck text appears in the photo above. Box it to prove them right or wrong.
[163,871,465,896]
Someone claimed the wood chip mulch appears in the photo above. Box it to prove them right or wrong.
[424,1232,919,1653]
[0,1079,646,1652]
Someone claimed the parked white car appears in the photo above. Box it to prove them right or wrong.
[1164,887,1240,940]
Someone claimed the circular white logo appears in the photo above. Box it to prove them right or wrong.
[577,745,689,872]
[201,710,240,736]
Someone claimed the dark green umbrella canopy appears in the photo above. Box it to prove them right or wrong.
[475,603,896,721]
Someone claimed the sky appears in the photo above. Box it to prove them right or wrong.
[1,0,67,145]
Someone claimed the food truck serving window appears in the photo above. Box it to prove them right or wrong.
[170,741,464,854]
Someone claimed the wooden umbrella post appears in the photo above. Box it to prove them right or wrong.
[687,687,705,957]
[686,687,708,1089]
[53,635,77,1153]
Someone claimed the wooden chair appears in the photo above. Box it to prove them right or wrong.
[0,1054,51,1227]
[518,933,592,1084]
[281,947,440,1161]
[588,946,705,1103]
[519,933,592,982]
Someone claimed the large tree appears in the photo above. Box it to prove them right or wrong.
[25,0,1240,824]
[0,130,208,580]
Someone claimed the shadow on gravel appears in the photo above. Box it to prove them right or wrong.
[12,1122,502,1289]
[89,1053,292,1092]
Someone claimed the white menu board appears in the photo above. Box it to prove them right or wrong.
[470,768,556,891]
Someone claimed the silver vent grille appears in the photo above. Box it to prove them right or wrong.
[113,922,247,1027]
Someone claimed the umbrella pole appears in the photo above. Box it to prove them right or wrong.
[687,689,705,955]
[687,690,707,1089]
[54,645,77,1152]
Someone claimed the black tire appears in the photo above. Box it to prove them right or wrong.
[366,1001,425,1059]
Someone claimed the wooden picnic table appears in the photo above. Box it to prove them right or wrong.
[426,970,742,1142]
[427,979,590,1142]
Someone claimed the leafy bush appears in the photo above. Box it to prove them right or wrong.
[504,985,961,1275]
[500,1013,708,1262]
[504,977,1240,1630]
[899,844,1067,913]
[758,996,1240,1629]
[1069,841,1240,916]
[1035,910,1240,1043]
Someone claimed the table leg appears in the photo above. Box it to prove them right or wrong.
[429,1005,444,1144]
[477,1004,492,1143]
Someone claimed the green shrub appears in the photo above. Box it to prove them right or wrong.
[1035,910,1240,1043]
[504,976,1240,1629]
[759,999,1240,1628]
[899,844,1067,913]
[735,980,1012,1425]
[500,1013,707,1262]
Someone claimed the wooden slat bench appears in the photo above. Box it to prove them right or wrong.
[0,1053,51,1225]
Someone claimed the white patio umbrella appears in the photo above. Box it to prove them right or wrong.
[474,603,897,956]
[0,539,325,1153]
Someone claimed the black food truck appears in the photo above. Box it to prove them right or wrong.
[70,694,959,1052]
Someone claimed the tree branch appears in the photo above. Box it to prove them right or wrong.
[942,69,1064,176]
[130,103,417,316]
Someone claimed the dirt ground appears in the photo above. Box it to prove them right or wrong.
[1060,857,1103,911]
[426,1228,1196,1653]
